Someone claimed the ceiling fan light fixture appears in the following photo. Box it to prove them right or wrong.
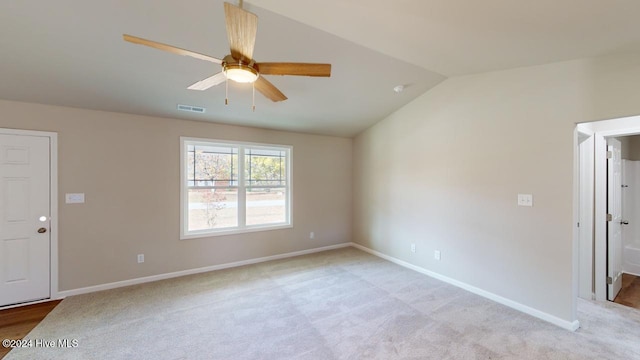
[224,64,259,83]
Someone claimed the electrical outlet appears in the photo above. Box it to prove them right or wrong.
[411,243,416,253]
[517,194,533,207]
[434,250,441,261]
[65,193,85,204]
[137,254,144,263]
[310,232,315,239]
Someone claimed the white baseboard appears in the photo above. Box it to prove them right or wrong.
[58,243,351,298]
[350,242,580,332]
[55,241,581,332]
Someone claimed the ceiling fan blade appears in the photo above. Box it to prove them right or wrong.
[187,72,226,91]
[123,34,222,64]
[255,77,287,102]
[257,63,332,77]
[224,2,258,62]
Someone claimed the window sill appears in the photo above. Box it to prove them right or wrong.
[180,224,293,240]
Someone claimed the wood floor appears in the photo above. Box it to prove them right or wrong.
[0,300,61,360]
[614,273,640,309]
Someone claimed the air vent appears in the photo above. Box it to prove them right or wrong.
[177,104,206,114]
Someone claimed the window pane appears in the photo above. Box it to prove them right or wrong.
[246,187,286,226]
[245,148,286,187]
[188,188,238,230]
[189,145,238,186]
[183,139,291,238]
[187,147,195,187]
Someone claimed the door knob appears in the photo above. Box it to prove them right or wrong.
[37,227,47,233]
[621,221,629,225]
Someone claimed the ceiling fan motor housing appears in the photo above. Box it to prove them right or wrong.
[222,55,259,83]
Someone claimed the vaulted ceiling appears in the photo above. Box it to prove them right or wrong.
[2,1,640,137]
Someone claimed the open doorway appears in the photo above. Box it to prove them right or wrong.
[575,115,640,311]
[608,134,640,308]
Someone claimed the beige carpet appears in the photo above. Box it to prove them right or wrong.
[5,247,640,359]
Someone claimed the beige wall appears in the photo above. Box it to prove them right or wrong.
[618,136,631,159]
[353,54,640,322]
[0,99,352,291]
[616,135,640,160]
[623,135,640,160]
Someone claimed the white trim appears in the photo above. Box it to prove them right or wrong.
[287,145,293,227]
[581,114,640,136]
[350,243,581,332]
[577,127,594,137]
[576,132,594,301]
[571,128,579,321]
[574,123,595,315]
[58,243,350,298]
[181,224,294,240]
[0,128,59,305]
[180,137,187,239]
[182,137,293,150]
[594,134,608,301]
[50,132,59,301]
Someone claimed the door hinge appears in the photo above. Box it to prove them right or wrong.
[607,277,613,285]
[577,222,580,227]
[606,151,613,159]
[606,213,613,221]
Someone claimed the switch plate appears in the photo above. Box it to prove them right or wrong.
[517,194,533,207]
[310,232,315,239]
[411,243,416,253]
[65,193,85,204]
[434,250,441,261]
[137,254,144,263]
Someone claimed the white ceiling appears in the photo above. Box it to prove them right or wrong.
[2,1,640,137]
[250,0,640,76]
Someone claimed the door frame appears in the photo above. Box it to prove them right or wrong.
[576,128,594,300]
[575,116,640,303]
[0,127,58,307]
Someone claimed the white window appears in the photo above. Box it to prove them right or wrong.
[181,137,292,238]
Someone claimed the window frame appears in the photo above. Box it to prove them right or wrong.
[180,137,292,239]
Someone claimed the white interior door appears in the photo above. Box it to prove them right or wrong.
[0,133,51,307]
[607,138,623,301]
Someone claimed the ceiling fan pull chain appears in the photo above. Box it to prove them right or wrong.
[225,78,229,105]
[252,82,256,112]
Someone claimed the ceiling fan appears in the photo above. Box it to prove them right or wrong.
[123,0,331,108]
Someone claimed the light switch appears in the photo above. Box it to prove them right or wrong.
[517,194,533,207]
[65,193,85,204]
